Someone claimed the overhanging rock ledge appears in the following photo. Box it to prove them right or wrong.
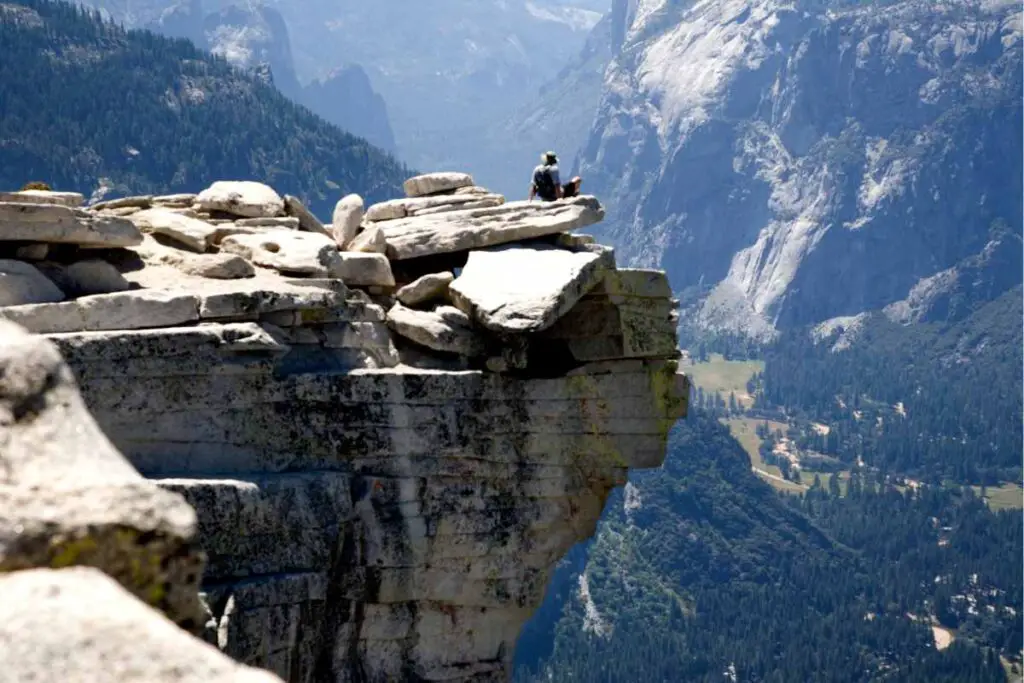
[0,172,689,683]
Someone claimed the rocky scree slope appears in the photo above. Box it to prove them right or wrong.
[0,0,408,217]
[0,172,688,682]
[578,0,1022,339]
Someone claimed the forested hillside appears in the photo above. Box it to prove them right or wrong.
[514,414,1021,682]
[0,0,410,217]
[752,286,1023,484]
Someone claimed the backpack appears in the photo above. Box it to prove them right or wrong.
[534,165,557,200]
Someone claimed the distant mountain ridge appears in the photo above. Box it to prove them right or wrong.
[0,0,409,217]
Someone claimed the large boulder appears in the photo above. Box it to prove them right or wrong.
[0,567,282,682]
[396,272,454,307]
[35,259,131,297]
[380,196,605,261]
[386,303,485,356]
[0,259,64,306]
[0,203,142,248]
[346,225,388,254]
[335,252,395,287]
[448,243,614,334]
[0,322,205,629]
[130,208,218,253]
[220,230,342,278]
[195,181,285,219]
[403,172,474,198]
[331,194,364,249]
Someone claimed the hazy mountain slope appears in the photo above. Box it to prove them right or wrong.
[578,0,1022,339]
[0,0,409,217]
[495,12,616,195]
[76,0,400,158]
[204,0,607,194]
[303,65,398,156]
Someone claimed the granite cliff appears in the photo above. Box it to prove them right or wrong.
[576,0,1022,339]
[0,173,687,681]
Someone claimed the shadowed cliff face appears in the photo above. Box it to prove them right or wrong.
[579,0,1023,339]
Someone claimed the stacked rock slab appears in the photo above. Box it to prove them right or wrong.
[0,172,688,683]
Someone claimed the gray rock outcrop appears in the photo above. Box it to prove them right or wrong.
[0,171,688,682]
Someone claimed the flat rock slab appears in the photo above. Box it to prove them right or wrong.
[91,195,153,211]
[0,202,142,247]
[386,303,485,356]
[403,172,474,198]
[365,193,503,223]
[449,244,614,334]
[0,190,84,207]
[196,181,285,219]
[380,195,605,261]
[130,208,218,252]
[0,289,200,334]
[0,568,282,683]
[220,230,341,277]
[0,259,64,306]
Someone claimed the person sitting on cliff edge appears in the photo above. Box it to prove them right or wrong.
[529,151,582,202]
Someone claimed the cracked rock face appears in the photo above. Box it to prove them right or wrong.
[578,0,1022,338]
[0,174,688,682]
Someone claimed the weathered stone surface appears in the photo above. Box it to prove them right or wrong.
[542,283,680,363]
[386,302,485,356]
[284,195,330,236]
[366,193,504,222]
[153,193,198,208]
[331,194,364,249]
[0,259,64,306]
[129,208,218,252]
[449,244,613,334]
[91,195,153,211]
[196,181,285,219]
[0,322,205,629]
[203,572,327,682]
[410,196,504,216]
[0,190,84,207]
[454,185,491,196]
[403,172,474,197]
[0,290,200,333]
[396,271,454,307]
[234,216,300,229]
[0,202,143,247]
[157,474,352,579]
[165,252,256,280]
[0,568,282,683]
[36,259,131,297]
[381,195,605,260]
[220,230,342,278]
[592,268,673,299]
[335,252,395,287]
[347,225,387,253]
